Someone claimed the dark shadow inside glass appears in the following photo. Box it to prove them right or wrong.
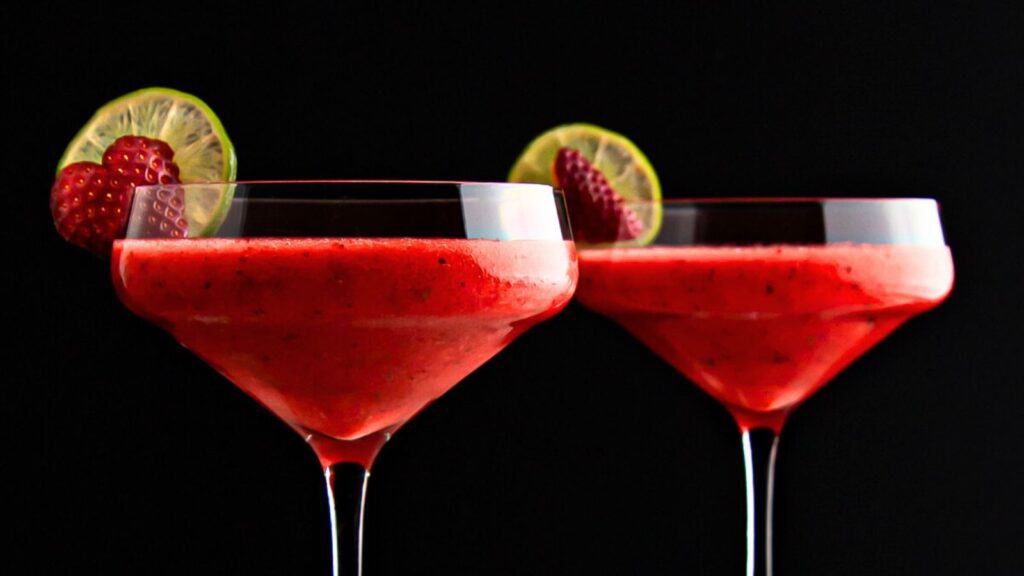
[692,202,827,244]
[647,199,945,246]
[225,197,471,238]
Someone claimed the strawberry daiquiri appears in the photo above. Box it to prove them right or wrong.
[569,197,954,576]
[113,236,578,467]
[106,180,577,576]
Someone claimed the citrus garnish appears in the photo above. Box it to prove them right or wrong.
[508,123,662,246]
[57,87,236,237]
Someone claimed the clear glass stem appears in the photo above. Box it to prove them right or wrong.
[742,428,780,576]
[325,462,369,576]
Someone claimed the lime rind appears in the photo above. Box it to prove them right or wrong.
[508,123,662,247]
[57,87,237,237]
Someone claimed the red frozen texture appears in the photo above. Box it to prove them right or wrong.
[112,237,578,467]
[577,244,954,431]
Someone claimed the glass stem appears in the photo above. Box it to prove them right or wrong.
[742,428,779,576]
[325,462,369,576]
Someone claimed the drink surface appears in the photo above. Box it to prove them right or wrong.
[577,244,953,430]
[113,237,578,465]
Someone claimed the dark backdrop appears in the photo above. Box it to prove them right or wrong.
[6,2,1022,574]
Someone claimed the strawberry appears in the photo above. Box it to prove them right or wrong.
[554,147,644,244]
[102,135,180,188]
[103,136,187,239]
[50,162,129,255]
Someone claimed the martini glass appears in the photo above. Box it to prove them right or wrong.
[111,181,578,575]
[575,198,953,575]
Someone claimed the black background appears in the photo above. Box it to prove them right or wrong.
[6,2,1022,574]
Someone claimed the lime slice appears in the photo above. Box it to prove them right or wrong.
[57,87,237,237]
[508,123,662,246]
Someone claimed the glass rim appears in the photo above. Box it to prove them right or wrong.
[581,196,947,247]
[628,196,939,205]
[134,179,556,192]
[124,179,573,241]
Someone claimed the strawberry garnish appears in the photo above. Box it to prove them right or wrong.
[50,136,186,255]
[50,162,129,255]
[554,147,643,244]
[103,135,180,188]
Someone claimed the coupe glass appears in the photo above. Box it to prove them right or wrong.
[575,198,953,575]
[111,181,578,575]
